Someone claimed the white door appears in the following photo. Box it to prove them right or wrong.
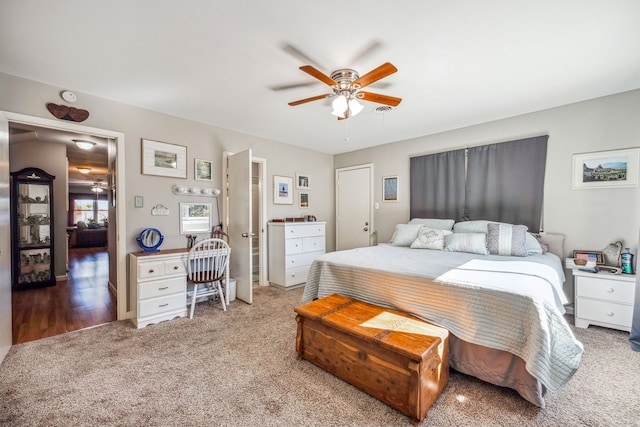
[0,116,11,361]
[336,164,373,250]
[227,149,253,304]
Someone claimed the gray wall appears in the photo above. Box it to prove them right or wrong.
[335,89,640,301]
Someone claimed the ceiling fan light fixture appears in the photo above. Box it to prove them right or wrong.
[91,182,104,193]
[331,95,348,118]
[77,167,91,174]
[73,139,96,150]
[348,99,364,116]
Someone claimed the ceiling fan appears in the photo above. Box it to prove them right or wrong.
[288,62,402,120]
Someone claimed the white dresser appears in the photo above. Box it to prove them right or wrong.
[573,269,636,332]
[268,222,326,289]
[129,249,189,328]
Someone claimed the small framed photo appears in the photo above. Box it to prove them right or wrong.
[296,173,310,190]
[141,138,187,178]
[273,175,293,205]
[573,250,605,265]
[382,175,398,202]
[572,148,639,189]
[299,192,309,209]
[194,158,213,181]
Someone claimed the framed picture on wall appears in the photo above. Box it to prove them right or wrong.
[194,158,213,181]
[273,175,293,204]
[572,148,639,189]
[299,192,309,209]
[296,172,310,190]
[141,138,187,178]
[383,175,398,202]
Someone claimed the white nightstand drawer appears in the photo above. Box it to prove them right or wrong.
[138,261,165,280]
[576,298,633,328]
[303,235,325,252]
[576,276,634,303]
[139,293,186,318]
[285,223,325,238]
[285,265,310,286]
[163,259,186,276]
[285,252,321,268]
[139,276,185,300]
[285,238,303,254]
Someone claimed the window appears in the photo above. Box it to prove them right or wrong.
[70,195,108,226]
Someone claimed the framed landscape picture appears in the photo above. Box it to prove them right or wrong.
[383,175,399,202]
[194,158,213,181]
[572,148,639,189]
[141,139,187,178]
[273,175,293,204]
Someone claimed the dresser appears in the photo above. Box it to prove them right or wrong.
[129,249,189,328]
[268,222,326,289]
[573,270,636,332]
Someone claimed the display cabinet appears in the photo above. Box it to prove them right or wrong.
[11,167,56,290]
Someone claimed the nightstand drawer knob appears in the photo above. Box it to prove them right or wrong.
[606,311,614,316]
[149,269,155,273]
[607,288,614,293]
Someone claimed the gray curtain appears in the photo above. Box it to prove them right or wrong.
[410,149,466,221]
[466,136,548,231]
[630,231,640,351]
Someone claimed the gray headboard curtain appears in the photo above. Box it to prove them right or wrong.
[466,136,548,231]
[410,135,548,232]
[410,149,466,221]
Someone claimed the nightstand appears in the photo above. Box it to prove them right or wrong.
[573,269,636,332]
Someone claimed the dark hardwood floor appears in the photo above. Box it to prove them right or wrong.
[12,247,116,344]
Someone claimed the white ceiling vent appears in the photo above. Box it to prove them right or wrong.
[374,106,395,113]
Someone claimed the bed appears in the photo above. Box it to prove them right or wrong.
[301,220,584,407]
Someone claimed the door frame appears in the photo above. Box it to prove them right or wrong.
[222,151,268,286]
[0,110,128,320]
[335,163,374,250]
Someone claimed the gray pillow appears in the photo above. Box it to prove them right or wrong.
[444,233,488,255]
[487,223,528,257]
[408,218,455,231]
[389,224,422,247]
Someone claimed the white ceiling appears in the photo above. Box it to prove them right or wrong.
[1,1,639,155]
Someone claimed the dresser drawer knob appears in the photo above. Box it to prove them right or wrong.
[158,286,169,291]
[173,265,179,270]
[606,311,614,316]
[606,288,614,293]
[148,269,155,273]
[159,303,169,307]
[291,260,295,264]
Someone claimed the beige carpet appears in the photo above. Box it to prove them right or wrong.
[1,286,639,426]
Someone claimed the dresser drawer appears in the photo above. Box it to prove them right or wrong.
[285,252,321,268]
[303,235,325,253]
[139,293,186,318]
[576,276,634,303]
[285,223,326,238]
[576,298,633,328]
[285,238,303,254]
[285,265,310,286]
[137,261,165,280]
[139,276,185,300]
[163,259,186,276]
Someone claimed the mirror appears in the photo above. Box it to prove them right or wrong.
[136,228,164,252]
[179,203,212,235]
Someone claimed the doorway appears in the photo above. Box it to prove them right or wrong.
[1,111,127,347]
[335,163,374,250]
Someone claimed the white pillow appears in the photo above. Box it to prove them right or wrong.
[525,233,545,255]
[444,233,489,255]
[389,224,422,247]
[407,218,455,231]
[410,227,453,250]
[453,220,495,233]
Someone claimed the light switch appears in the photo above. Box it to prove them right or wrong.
[375,202,380,209]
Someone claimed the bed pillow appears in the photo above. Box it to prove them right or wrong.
[525,233,545,255]
[452,220,493,234]
[444,232,488,255]
[410,226,453,250]
[389,224,422,247]
[487,223,528,257]
[407,218,455,231]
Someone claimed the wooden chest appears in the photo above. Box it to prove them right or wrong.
[295,294,449,424]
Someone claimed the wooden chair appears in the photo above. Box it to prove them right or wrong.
[186,238,231,318]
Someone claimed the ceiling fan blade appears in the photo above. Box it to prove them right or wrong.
[352,62,398,89]
[270,81,319,91]
[282,43,324,69]
[288,94,331,106]
[359,91,402,107]
[349,40,382,65]
[299,65,337,87]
